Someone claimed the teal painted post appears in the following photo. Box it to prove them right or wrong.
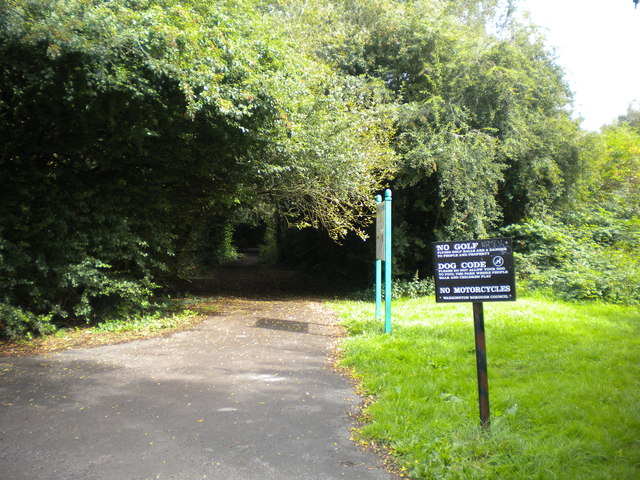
[375,259,382,320]
[384,189,392,333]
[375,195,382,320]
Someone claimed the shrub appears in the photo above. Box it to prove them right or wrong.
[0,303,56,340]
[391,271,435,299]
[503,212,640,304]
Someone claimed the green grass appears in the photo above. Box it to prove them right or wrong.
[329,296,640,479]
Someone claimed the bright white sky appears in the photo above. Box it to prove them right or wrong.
[517,0,639,131]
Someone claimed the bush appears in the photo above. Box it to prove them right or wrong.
[0,303,56,340]
[345,271,435,302]
[503,212,640,305]
[391,271,435,299]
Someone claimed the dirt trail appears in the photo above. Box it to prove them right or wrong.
[0,256,396,480]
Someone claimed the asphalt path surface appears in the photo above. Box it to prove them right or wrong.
[0,263,396,480]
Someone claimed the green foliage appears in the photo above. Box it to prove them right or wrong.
[317,0,580,234]
[196,219,239,269]
[344,272,435,305]
[273,0,585,282]
[0,0,394,336]
[0,302,56,340]
[331,297,640,479]
[1,0,635,338]
[0,0,251,330]
[503,212,640,304]
[91,301,196,334]
[258,221,279,265]
[503,121,640,305]
[596,124,640,214]
[391,272,435,299]
[617,104,640,134]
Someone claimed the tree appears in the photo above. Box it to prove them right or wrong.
[261,0,584,279]
[316,1,579,271]
[617,104,640,134]
[595,124,640,214]
[0,0,394,336]
[502,120,640,305]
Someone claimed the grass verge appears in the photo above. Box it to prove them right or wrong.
[329,296,640,479]
[0,297,219,357]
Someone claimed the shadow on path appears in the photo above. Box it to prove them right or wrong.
[0,254,396,480]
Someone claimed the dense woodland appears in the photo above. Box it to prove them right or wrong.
[1,0,638,338]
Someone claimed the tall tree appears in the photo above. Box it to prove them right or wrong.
[273,0,584,277]
[0,0,394,336]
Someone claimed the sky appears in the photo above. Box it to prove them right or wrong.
[517,0,639,131]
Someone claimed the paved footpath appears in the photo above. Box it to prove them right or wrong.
[0,297,397,480]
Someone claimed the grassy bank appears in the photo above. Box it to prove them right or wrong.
[329,296,640,479]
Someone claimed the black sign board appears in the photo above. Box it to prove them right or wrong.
[433,237,516,303]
